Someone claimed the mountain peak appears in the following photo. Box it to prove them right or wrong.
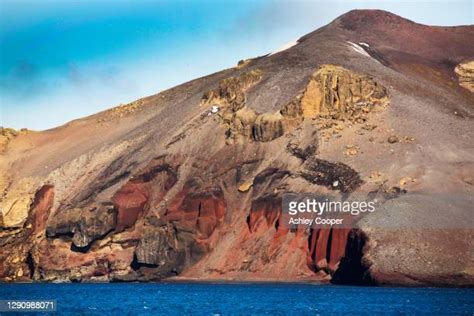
[335,9,416,30]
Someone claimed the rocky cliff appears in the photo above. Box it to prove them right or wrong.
[1,10,473,286]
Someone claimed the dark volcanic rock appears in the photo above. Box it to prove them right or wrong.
[46,203,117,249]
[300,158,363,193]
[134,226,178,269]
[72,204,117,249]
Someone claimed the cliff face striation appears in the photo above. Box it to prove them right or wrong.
[1,10,473,286]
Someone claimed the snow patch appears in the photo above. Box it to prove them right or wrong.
[347,41,371,58]
[269,40,298,56]
[359,42,370,47]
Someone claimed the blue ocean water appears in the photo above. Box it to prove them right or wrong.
[0,282,473,315]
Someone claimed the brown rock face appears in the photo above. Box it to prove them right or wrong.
[215,64,387,144]
[202,69,263,112]
[252,113,285,142]
[224,107,288,143]
[112,161,178,231]
[226,107,258,142]
[455,61,474,92]
[72,205,117,249]
[207,70,289,144]
[0,177,37,228]
[134,226,178,270]
[282,64,388,121]
[0,185,55,281]
[47,204,117,249]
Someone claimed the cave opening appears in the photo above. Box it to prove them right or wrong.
[130,254,159,271]
[70,242,92,254]
[26,251,35,279]
[326,228,334,272]
[331,229,374,285]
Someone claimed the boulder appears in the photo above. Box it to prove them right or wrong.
[252,112,285,142]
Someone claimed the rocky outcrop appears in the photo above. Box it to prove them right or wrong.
[203,69,288,144]
[202,70,263,111]
[27,185,55,234]
[0,127,29,154]
[46,203,117,249]
[209,65,388,144]
[108,178,228,280]
[112,160,179,231]
[44,158,179,251]
[112,183,149,231]
[0,156,184,282]
[252,113,285,142]
[222,107,288,143]
[455,61,474,92]
[282,64,388,121]
[223,107,257,143]
[300,158,363,193]
[34,236,137,282]
[0,185,55,281]
[0,177,38,228]
[133,226,180,277]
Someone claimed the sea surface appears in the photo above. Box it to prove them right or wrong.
[0,282,473,315]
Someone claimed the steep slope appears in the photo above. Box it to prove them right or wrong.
[1,10,473,286]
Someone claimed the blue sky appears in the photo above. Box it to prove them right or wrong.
[0,0,472,130]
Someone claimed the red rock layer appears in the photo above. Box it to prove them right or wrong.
[27,185,55,234]
[112,182,149,231]
[308,227,351,274]
[247,194,282,233]
[112,161,178,231]
[164,183,226,238]
[246,191,351,276]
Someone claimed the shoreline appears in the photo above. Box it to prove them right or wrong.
[2,278,473,289]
